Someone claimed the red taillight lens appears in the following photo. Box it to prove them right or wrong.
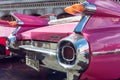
[62,46,74,60]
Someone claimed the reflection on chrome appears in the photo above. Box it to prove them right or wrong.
[13,40,57,50]
[18,33,90,80]
[57,33,90,80]
[7,34,16,48]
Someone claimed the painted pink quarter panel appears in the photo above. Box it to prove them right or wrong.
[83,16,120,52]
[11,13,49,34]
[79,1,120,79]
[81,54,120,80]
[14,13,48,27]
[0,21,16,37]
[0,25,16,37]
[0,13,49,37]
[81,15,120,79]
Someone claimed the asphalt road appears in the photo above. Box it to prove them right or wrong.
[0,57,66,80]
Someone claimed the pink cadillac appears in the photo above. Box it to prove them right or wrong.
[7,0,120,80]
[0,13,48,58]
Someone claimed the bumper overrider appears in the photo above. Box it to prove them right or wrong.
[8,33,90,80]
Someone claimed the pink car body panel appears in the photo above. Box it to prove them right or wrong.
[17,22,78,42]
[13,13,48,27]
[0,13,48,55]
[81,0,120,79]
[0,13,48,36]
[13,13,48,33]
[0,23,16,37]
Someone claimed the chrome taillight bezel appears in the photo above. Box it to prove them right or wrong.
[57,33,90,70]
[58,40,77,66]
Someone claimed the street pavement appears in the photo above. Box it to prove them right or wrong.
[0,57,65,80]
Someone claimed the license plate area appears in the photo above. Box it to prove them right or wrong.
[26,52,39,71]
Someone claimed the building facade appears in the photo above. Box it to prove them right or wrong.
[0,0,119,19]
[0,0,85,19]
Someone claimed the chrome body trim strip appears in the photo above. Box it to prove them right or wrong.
[74,2,96,33]
[18,45,68,76]
[74,15,90,33]
[84,2,97,14]
[7,26,21,48]
[12,26,21,35]
[92,49,120,56]
[19,45,56,56]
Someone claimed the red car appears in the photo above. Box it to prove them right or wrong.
[7,0,120,80]
[0,13,48,58]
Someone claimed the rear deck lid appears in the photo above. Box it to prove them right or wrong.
[17,22,78,42]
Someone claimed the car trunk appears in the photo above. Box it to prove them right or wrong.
[17,22,78,42]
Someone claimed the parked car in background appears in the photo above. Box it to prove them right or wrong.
[7,0,120,80]
[0,13,48,59]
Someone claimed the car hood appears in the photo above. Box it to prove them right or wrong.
[17,22,78,42]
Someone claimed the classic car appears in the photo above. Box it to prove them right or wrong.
[7,0,120,80]
[0,13,48,58]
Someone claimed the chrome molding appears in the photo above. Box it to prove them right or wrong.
[74,15,90,33]
[13,40,58,50]
[7,34,16,49]
[19,45,56,56]
[7,26,21,49]
[74,2,96,33]
[19,43,67,76]
[12,26,21,35]
[93,49,120,56]
[17,21,24,25]
[84,1,96,15]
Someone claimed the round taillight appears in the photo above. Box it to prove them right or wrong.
[62,46,75,61]
[57,41,76,66]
